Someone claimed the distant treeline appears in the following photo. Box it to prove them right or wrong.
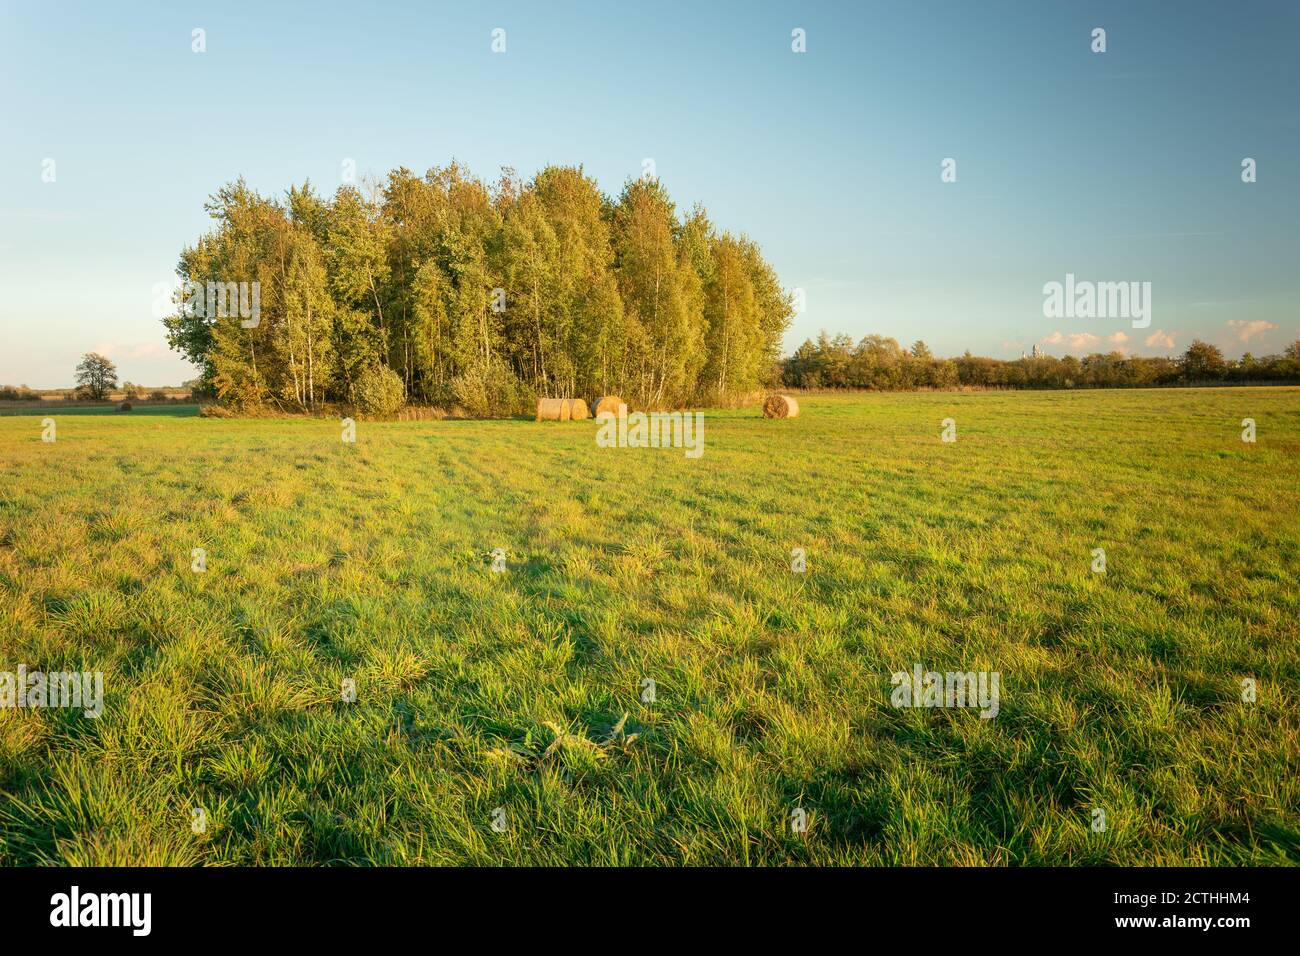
[781,333,1300,391]
[164,165,790,415]
[0,385,43,401]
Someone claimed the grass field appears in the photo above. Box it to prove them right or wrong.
[0,388,1296,865]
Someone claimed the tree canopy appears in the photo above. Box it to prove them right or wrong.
[74,352,118,400]
[164,165,793,413]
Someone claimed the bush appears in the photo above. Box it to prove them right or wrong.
[0,384,41,401]
[451,354,532,418]
[150,390,168,402]
[118,402,133,412]
[353,364,405,416]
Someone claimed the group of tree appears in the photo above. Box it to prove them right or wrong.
[0,384,43,402]
[164,165,792,415]
[782,333,1300,391]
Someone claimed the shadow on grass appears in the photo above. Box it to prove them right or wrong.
[0,404,201,417]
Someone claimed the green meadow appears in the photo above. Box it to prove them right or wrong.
[0,388,1296,865]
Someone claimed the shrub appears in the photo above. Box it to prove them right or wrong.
[118,401,133,412]
[150,390,168,402]
[451,354,532,418]
[0,384,41,401]
[353,364,405,416]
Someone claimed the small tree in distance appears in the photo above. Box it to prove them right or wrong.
[74,352,118,400]
[1180,340,1226,381]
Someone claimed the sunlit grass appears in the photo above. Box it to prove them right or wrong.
[0,388,1296,865]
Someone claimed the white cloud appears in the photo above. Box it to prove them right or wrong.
[1145,330,1176,349]
[1225,320,1276,343]
[1107,332,1129,345]
[1042,331,1100,351]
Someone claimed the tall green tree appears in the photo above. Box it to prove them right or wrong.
[700,234,759,397]
[612,178,705,407]
[499,166,622,399]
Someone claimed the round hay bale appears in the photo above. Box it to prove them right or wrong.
[536,398,590,422]
[118,401,133,412]
[762,394,799,419]
[592,396,625,418]
[537,398,566,421]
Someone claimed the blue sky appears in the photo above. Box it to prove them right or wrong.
[2,0,1297,387]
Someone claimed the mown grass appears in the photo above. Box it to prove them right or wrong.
[0,388,1296,865]
[0,404,199,417]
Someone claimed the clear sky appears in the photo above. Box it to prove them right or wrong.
[2,0,1297,388]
